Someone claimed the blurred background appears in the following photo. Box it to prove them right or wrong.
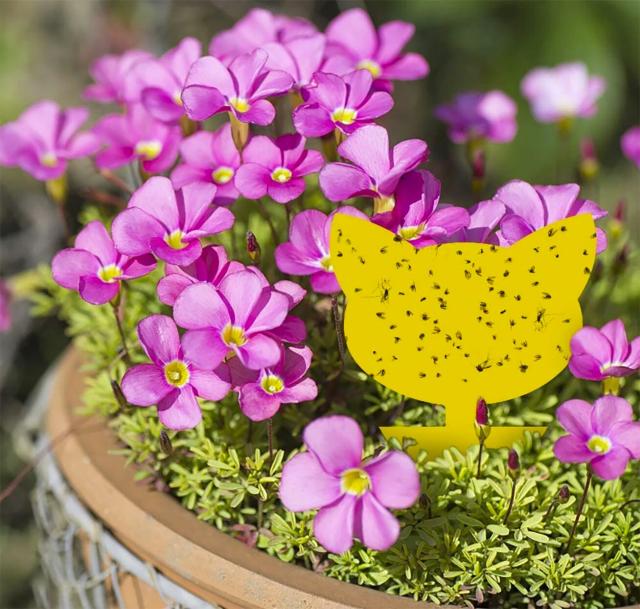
[0,1,638,607]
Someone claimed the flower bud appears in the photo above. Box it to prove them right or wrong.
[507,448,520,473]
[475,398,489,426]
[558,485,570,504]
[159,431,173,456]
[246,231,261,264]
[579,137,599,182]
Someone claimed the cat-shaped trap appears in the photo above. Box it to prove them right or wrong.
[330,213,597,458]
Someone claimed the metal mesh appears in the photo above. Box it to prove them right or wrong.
[17,363,218,609]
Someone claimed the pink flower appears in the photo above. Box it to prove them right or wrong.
[0,101,99,180]
[131,37,201,123]
[112,177,234,265]
[263,33,326,89]
[93,104,181,173]
[275,207,368,294]
[553,396,640,480]
[173,270,289,370]
[0,280,11,332]
[209,8,317,61]
[521,62,605,123]
[494,180,608,253]
[569,320,640,382]
[435,91,517,144]
[51,220,156,305]
[228,346,317,421]
[323,8,429,87]
[373,170,469,247]
[279,415,420,553]
[319,125,428,204]
[182,49,293,125]
[171,124,241,204]
[235,134,323,204]
[83,50,152,104]
[157,244,243,307]
[621,126,640,168]
[448,199,506,244]
[121,315,230,430]
[293,71,393,137]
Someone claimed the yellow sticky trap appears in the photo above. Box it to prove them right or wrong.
[330,214,597,459]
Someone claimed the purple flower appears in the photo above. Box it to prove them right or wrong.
[235,134,323,204]
[131,37,201,123]
[173,270,289,370]
[448,199,506,244]
[521,62,605,123]
[171,124,241,204]
[83,50,152,104]
[373,170,469,247]
[553,396,640,480]
[435,91,517,144]
[322,8,429,87]
[228,346,317,421]
[621,126,640,168]
[121,315,230,430]
[157,244,244,306]
[112,177,234,265]
[209,8,317,61]
[319,125,428,208]
[263,33,326,89]
[279,415,420,553]
[182,49,293,125]
[0,280,11,333]
[0,101,99,180]
[569,320,640,382]
[275,207,368,294]
[51,220,156,305]
[494,180,608,253]
[93,104,181,173]
[293,71,393,137]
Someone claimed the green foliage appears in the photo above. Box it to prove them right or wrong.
[28,205,640,609]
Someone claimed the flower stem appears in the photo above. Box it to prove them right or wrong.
[566,469,592,554]
[476,439,485,478]
[503,476,518,523]
[331,295,346,365]
[110,299,131,365]
[267,418,274,460]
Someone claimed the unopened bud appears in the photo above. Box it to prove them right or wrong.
[246,231,261,264]
[110,379,128,410]
[159,431,173,456]
[475,398,489,426]
[472,149,485,180]
[558,485,570,504]
[507,448,520,472]
[613,244,629,276]
[614,200,625,222]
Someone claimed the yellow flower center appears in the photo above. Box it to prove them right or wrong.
[172,90,184,106]
[135,139,163,160]
[260,374,284,395]
[164,229,187,250]
[163,360,190,388]
[40,152,58,167]
[271,167,292,183]
[331,107,358,125]
[212,166,235,184]
[97,264,122,283]
[221,324,247,347]
[357,59,382,78]
[341,468,371,496]
[398,224,425,241]
[229,97,250,113]
[602,376,621,396]
[587,435,611,455]
[320,255,333,272]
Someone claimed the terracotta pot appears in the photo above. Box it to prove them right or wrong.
[47,348,640,609]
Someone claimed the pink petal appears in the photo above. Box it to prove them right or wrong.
[120,254,157,280]
[553,435,592,463]
[235,333,282,370]
[230,49,268,97]
[382,53,429,80]
[178,131,216,168]
[494,180,545,229]
[137,314,181,365]
[51,249,100,290]
[591,396,633,435]
[364,451,420,509]
[112,208,164,256]
[239,99,276,126]
[356,91,394,120]
[267,177,305,203]
[568,353,606,381]
[354,493,400,551]
[252,69,294,99]
[186,56,235,98]
[280,452,342,511]
[157,273,194,306]
[150,237,202,266]
[314,494,357,554]
[343,69,373,108]
[303,415,363,476]
[293,104,334,137]
[173,282,229,330]
[190,369,231,401]
[600,319,630,364]
[377,21,415,64]
[279,377,318,405]
[181,329,228,370]
[218,270,264,327]
[238,383,281,421]
[293,150,324,176]
[338,125,390,184]
[235,164,271,199]
[247,290,290,333]
[78,275,120,305]
[157,385,202,430]
[269,314,307,343]
[128,176,178,227]
[326,9,376,60]
[570,327,613,370]
[310,271,341,294]
[75,221,116,266]
[590,446,631,480]
[141,87,184,123]
[121,364,171,406]
[182,84,227,121]
[556,399,594,439]
[612,422,640,458]
[319,163,374,202]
